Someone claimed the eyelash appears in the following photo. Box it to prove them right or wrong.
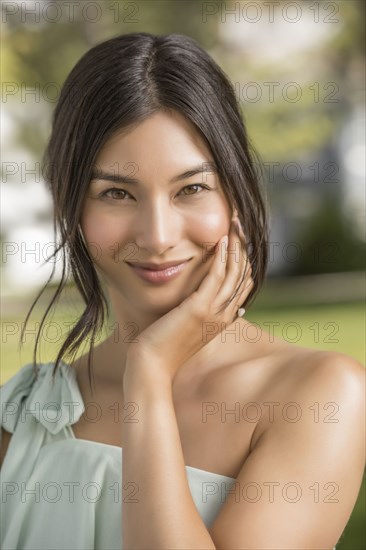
[99,184,211,201]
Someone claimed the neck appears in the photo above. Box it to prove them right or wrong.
[77,286,249,388]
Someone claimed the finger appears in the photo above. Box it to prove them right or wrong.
[234,263,255,313]
[233,217,252,277]
[194,234,229,304]
[232,217,252,281]
[216,218,250,305]
[238,274,254,304]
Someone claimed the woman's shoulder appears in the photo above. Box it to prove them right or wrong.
[230,318,364,387]
[269,342,365,399]
[203,326,365,426]
[204,331,364,461]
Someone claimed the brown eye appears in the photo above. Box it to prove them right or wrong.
[180,184,208,196]
[101,188,129,200]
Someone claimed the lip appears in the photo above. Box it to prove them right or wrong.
[127,259,191,283]
[128,260,191,270]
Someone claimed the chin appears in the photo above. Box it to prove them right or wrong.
[114,280,196,314]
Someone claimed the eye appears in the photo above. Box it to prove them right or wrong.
[98,184,210,201]
[100,187,131,200]
[179,184,210,196]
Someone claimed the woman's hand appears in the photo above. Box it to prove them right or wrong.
[124,217,254,386]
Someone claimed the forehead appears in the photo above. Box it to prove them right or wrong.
[94,110,213,173]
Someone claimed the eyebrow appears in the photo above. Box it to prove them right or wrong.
[90,162,218,185]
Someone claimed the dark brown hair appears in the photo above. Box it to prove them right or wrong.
[21,32,269,390]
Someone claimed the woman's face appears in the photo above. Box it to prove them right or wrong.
[80,109,234,314]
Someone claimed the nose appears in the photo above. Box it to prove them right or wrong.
[134,197,181,256]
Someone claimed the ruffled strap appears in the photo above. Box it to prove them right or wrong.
[1,361,85,446]
[1,363,37,442]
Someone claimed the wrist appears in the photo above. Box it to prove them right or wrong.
[123,354,172,397]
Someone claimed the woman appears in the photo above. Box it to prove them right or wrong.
[1,32,364,550]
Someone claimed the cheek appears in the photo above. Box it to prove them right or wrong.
[80,207,130,262]
[187,203,231,243]
[192,213,223,237]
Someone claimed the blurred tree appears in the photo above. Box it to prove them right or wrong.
[290,195,365,275]
[1,0,218,160]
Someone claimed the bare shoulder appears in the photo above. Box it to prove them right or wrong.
[265,343,365,405]
[304,348,365,379]
[208,343,365,549]
[280,347,365,403]
[203,317,365,398]
[251,345,365,448]
[296,349,365,424]
[239,327,365,400]
[203,325,365,444]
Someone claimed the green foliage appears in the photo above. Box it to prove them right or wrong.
[291,196,365,275]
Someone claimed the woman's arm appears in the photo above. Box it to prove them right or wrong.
[121,352,365,549]
[121,221,251,548]
[121,359,216,549]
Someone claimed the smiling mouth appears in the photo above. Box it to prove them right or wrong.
[126,259,191,283]
[127,259,192,270]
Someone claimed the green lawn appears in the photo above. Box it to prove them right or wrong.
[1,299,365,549]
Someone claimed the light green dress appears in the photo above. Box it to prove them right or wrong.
[0,362,237,549]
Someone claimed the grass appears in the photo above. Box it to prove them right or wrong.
[1,296,365,549]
